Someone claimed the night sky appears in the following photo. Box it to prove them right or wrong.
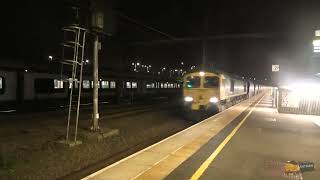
[1,0,320,84]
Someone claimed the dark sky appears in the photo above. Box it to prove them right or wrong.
[1,0,320,83]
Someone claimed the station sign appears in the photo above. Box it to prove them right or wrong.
[272,65,279,72]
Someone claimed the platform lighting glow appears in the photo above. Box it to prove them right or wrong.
[132,63,134,65]
[184,96,193,102]
[314,49,320,53]
[285,83,320,97]
[199,71,205,76]
[137,62,140,66]
[25,69,28,72]
[313,40,320,46]
[209,97,219,103]
[85,59,90,63]
[49,55,53,60]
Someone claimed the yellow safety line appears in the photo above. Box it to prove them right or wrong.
[190,95,265,180]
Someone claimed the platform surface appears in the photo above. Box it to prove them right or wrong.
[83,93,264,180]
[85,93,320,179]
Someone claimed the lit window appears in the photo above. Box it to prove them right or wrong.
[161,83,164,88]
[132,82,138,88]
[54,79,64,89]
[126,82,131,88]
[110,81,116,88]
[69,79,79,89]
[164,83,168,88]
[83,80,90,89]
[0,77,3,90]
[101,81,109,89]
[177,84,180,88]
[91,81,100,88]
[146,82,155,88]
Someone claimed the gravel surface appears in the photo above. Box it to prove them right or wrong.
[0,102,192,180]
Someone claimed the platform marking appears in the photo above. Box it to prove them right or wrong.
[0,109,16,113]
[190,95,265,180]
[130,145,184,180]
[313,120,320,128]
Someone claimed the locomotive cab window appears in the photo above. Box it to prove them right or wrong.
[204,76,219,88]
[0,76,4,94]
[185,76,200,88]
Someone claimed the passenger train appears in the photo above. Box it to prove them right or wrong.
[182,71,264,119]
[0,68,182,112]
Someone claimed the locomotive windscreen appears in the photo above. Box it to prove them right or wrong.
[204,76,219,88]
[185,76,200,88]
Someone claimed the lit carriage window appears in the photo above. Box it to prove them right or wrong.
[0,77,3,90]
[146,82,155,88]
[54,79,64,89]
[83,80,90,89]
[91,81,100,88]
[110,81,116,88]
[164,83,168,88]
[126,82,131,88]
[68,79,78,89]
[161,83,164,88]
[177,84,180,88]
[101,81,109,89]
[174,83,177,88]
[132,82,138,88]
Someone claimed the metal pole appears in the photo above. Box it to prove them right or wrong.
[92,34,99,131]
[74,30,86,142]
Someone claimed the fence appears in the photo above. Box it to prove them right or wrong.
[277,88,320,115]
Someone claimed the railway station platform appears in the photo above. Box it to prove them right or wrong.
[83,92,320,180]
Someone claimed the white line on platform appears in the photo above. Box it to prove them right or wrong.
[130,145,184,180]
[0,109,16,113]
[313,120,320,127]
[190,95,265,180]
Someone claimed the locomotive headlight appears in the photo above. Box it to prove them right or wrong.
[209,97,219,103]
[184,96,193,102]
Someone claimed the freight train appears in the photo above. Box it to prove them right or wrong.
[182,71,264,119]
